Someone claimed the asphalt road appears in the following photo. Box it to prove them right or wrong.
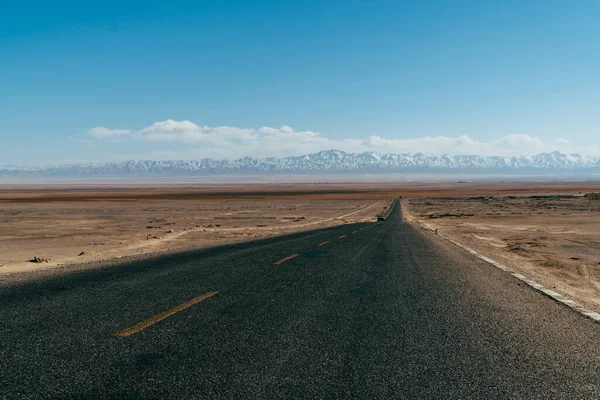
[2,200,600,399]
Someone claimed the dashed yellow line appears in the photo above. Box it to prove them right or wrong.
[317,241,330,246]
[274,254,299,265]
[112,292,218,337]
[339,235,346,239]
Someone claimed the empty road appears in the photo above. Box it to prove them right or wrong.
[2,200,600,399]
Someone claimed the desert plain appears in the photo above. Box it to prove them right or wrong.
[404,191,600,313]
[0,184,397,277]
[2,182,600,313]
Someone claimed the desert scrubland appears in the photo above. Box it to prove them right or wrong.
[0,184,395,276]
[405,193,600,312]
[3,181,600,313]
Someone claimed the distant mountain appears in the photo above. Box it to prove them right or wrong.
[2,150,600,177]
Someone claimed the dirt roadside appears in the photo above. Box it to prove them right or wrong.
[0,198,391,277]
[404,194,600,313]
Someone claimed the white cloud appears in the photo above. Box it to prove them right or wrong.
[89,127,131,137]
[137,119,205,141]
[90,119,598,159]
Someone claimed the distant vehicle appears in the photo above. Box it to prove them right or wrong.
[377,215,386,222]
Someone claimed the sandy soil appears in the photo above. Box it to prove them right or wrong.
[404,194,600,312]
[3,182,600,288]
[3,182,600,202]
[0,196,391,275]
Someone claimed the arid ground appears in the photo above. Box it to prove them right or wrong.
[0,184,398,276]
[404,193,600,312]
[3,182,600,313]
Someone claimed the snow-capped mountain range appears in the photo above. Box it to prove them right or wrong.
[2,150,599,176]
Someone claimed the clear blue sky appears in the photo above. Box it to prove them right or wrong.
[1,0,599,164]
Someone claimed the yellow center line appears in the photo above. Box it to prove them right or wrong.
[317,241,330,246]
[274,253,299,265]
[339,235,346,239]
[112,291,218,337]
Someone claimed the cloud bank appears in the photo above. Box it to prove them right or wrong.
[89,127,132,138]
[89,119,598,159]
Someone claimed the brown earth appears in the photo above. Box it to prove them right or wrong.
[3,182,600,202]
[3,182,600,295]
[404,193,600,313]
[0,187,392,275]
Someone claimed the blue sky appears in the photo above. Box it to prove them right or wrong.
[1,0,599,164]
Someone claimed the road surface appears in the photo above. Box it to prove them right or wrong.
[2,200,600,398]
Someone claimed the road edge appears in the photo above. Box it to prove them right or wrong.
[400,200,600,324]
